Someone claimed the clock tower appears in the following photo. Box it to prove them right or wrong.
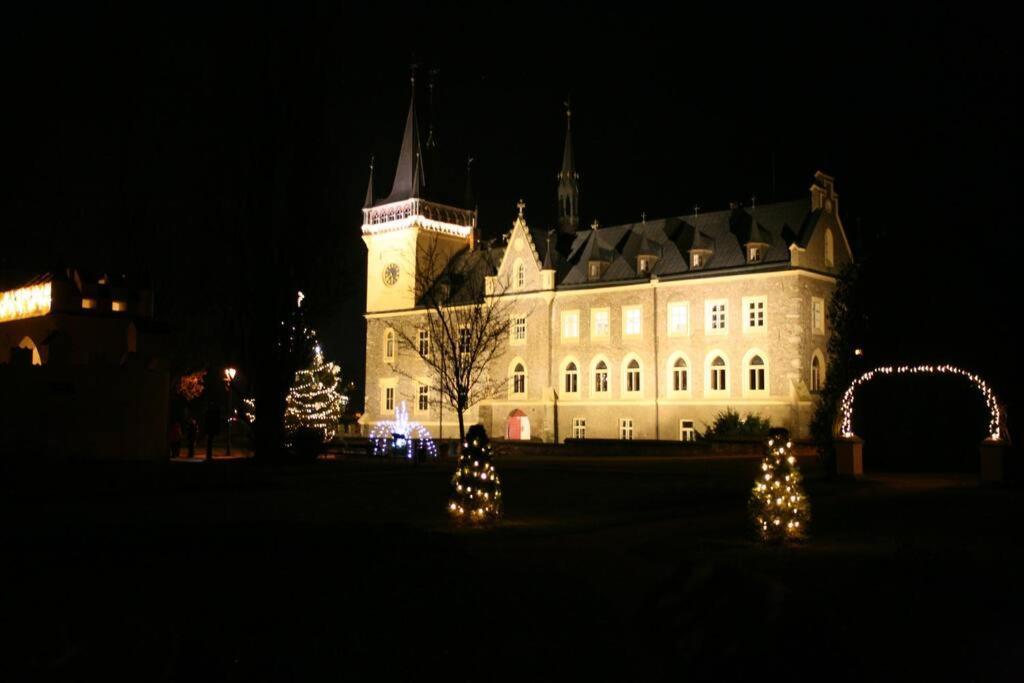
[361,75,476,314]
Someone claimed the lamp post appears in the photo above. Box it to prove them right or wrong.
[224,367,237,456]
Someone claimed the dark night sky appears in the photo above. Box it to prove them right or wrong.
[4,3,1021,413]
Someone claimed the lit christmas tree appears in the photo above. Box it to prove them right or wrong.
[283,344,345,442]
[750,436,810,541]
[449,424,502,523]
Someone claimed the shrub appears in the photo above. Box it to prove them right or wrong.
[707,408,771,437]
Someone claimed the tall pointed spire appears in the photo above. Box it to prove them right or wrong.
[385,68,425,203]
[363,155,375,208]
[557,99,580,234]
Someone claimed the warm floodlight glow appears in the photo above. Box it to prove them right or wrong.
[840,364,1001,441]
[224,367,237,382]
[0,283,52,322]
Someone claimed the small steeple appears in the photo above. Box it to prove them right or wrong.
[363,155,375,208]
[385,67,426,203]
[463,156,475,209]
[557,99,580,234]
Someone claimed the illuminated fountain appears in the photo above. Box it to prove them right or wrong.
[370,401,438,459]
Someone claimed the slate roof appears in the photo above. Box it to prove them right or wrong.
[555,198,814,286]
[419,242,505,307]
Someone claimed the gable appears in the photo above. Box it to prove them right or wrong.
[496,217,544,292]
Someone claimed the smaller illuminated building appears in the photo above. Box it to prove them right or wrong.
[0,268,160,367]
[0,268,170,460]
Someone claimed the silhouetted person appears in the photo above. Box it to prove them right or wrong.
[185,418,198,459]
[204,405,221,462]
[168,421,182,459]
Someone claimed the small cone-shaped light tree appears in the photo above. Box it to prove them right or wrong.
[449,424,502,523]
[750,436,810,541]
[284,344,345,442]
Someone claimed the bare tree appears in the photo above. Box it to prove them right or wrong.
[394,237,519,441]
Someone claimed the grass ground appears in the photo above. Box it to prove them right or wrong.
[2,452,1021,681]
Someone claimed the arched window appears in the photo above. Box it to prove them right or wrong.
[810,352,825,392]
[625,358,641,393]
[709,355,727,392]
[671,357,688,392]
[564,361,579,394]
[747,354,766,391]
[594,360,609,394]
[824,229,834,267]
[514,259,526,290]
[18,336,42,366]
[512,362,527,395]
[383,329,395,362]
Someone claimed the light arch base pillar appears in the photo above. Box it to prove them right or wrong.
[979,439,1004,484]
[835,436,864,478]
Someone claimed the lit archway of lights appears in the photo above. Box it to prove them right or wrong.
[840,364,1001,441]
[370,401,438,459]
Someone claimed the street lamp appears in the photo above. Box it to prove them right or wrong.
[224,367,237,456]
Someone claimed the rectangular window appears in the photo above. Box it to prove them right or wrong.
[623,306,642,338]
[591,308,610,340]
[417,385,429,412]
[81,298,96,310]
[749,367,766,391]
[812,297,825,334]
[459,326,471,354]
[418,329,430,356]
[743,296,766,331]
[711,366,727,392]
[511,316,527,343]
[748,246,762,263]
[706,300,728,334]
[561,310,580,341]
[572,418,586,439]
[564,366,578,393]
[112,300,127,312]
[626,363,641,392]
[619,418,634,440]
[691,253,703,269]
[680,420,696,442]
[383,386,395,412]
[667,302,689,336]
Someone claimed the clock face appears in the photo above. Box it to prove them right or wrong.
[382,263,400,287]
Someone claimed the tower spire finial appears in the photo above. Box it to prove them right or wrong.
[363,154,375,208]
[557,97,580,234]
[385,70,425,202]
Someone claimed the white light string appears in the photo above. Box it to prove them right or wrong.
[840,364,1001,441]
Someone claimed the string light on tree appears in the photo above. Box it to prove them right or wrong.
[839,364,1001,440]
[369,401,438,459]
[750,437,809,542]
[449,424,502,523]
[284,344,345,442]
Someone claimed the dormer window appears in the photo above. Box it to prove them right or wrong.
[748,246,763,263]
[691,253,704,269]
[637,256,651,275]
[588,261,606,280]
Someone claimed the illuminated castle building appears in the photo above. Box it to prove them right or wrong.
[360,82,853,442]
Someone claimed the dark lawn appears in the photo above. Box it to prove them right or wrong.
[1,453,1021,682]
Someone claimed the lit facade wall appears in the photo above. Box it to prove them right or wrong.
[0,283,52,323]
